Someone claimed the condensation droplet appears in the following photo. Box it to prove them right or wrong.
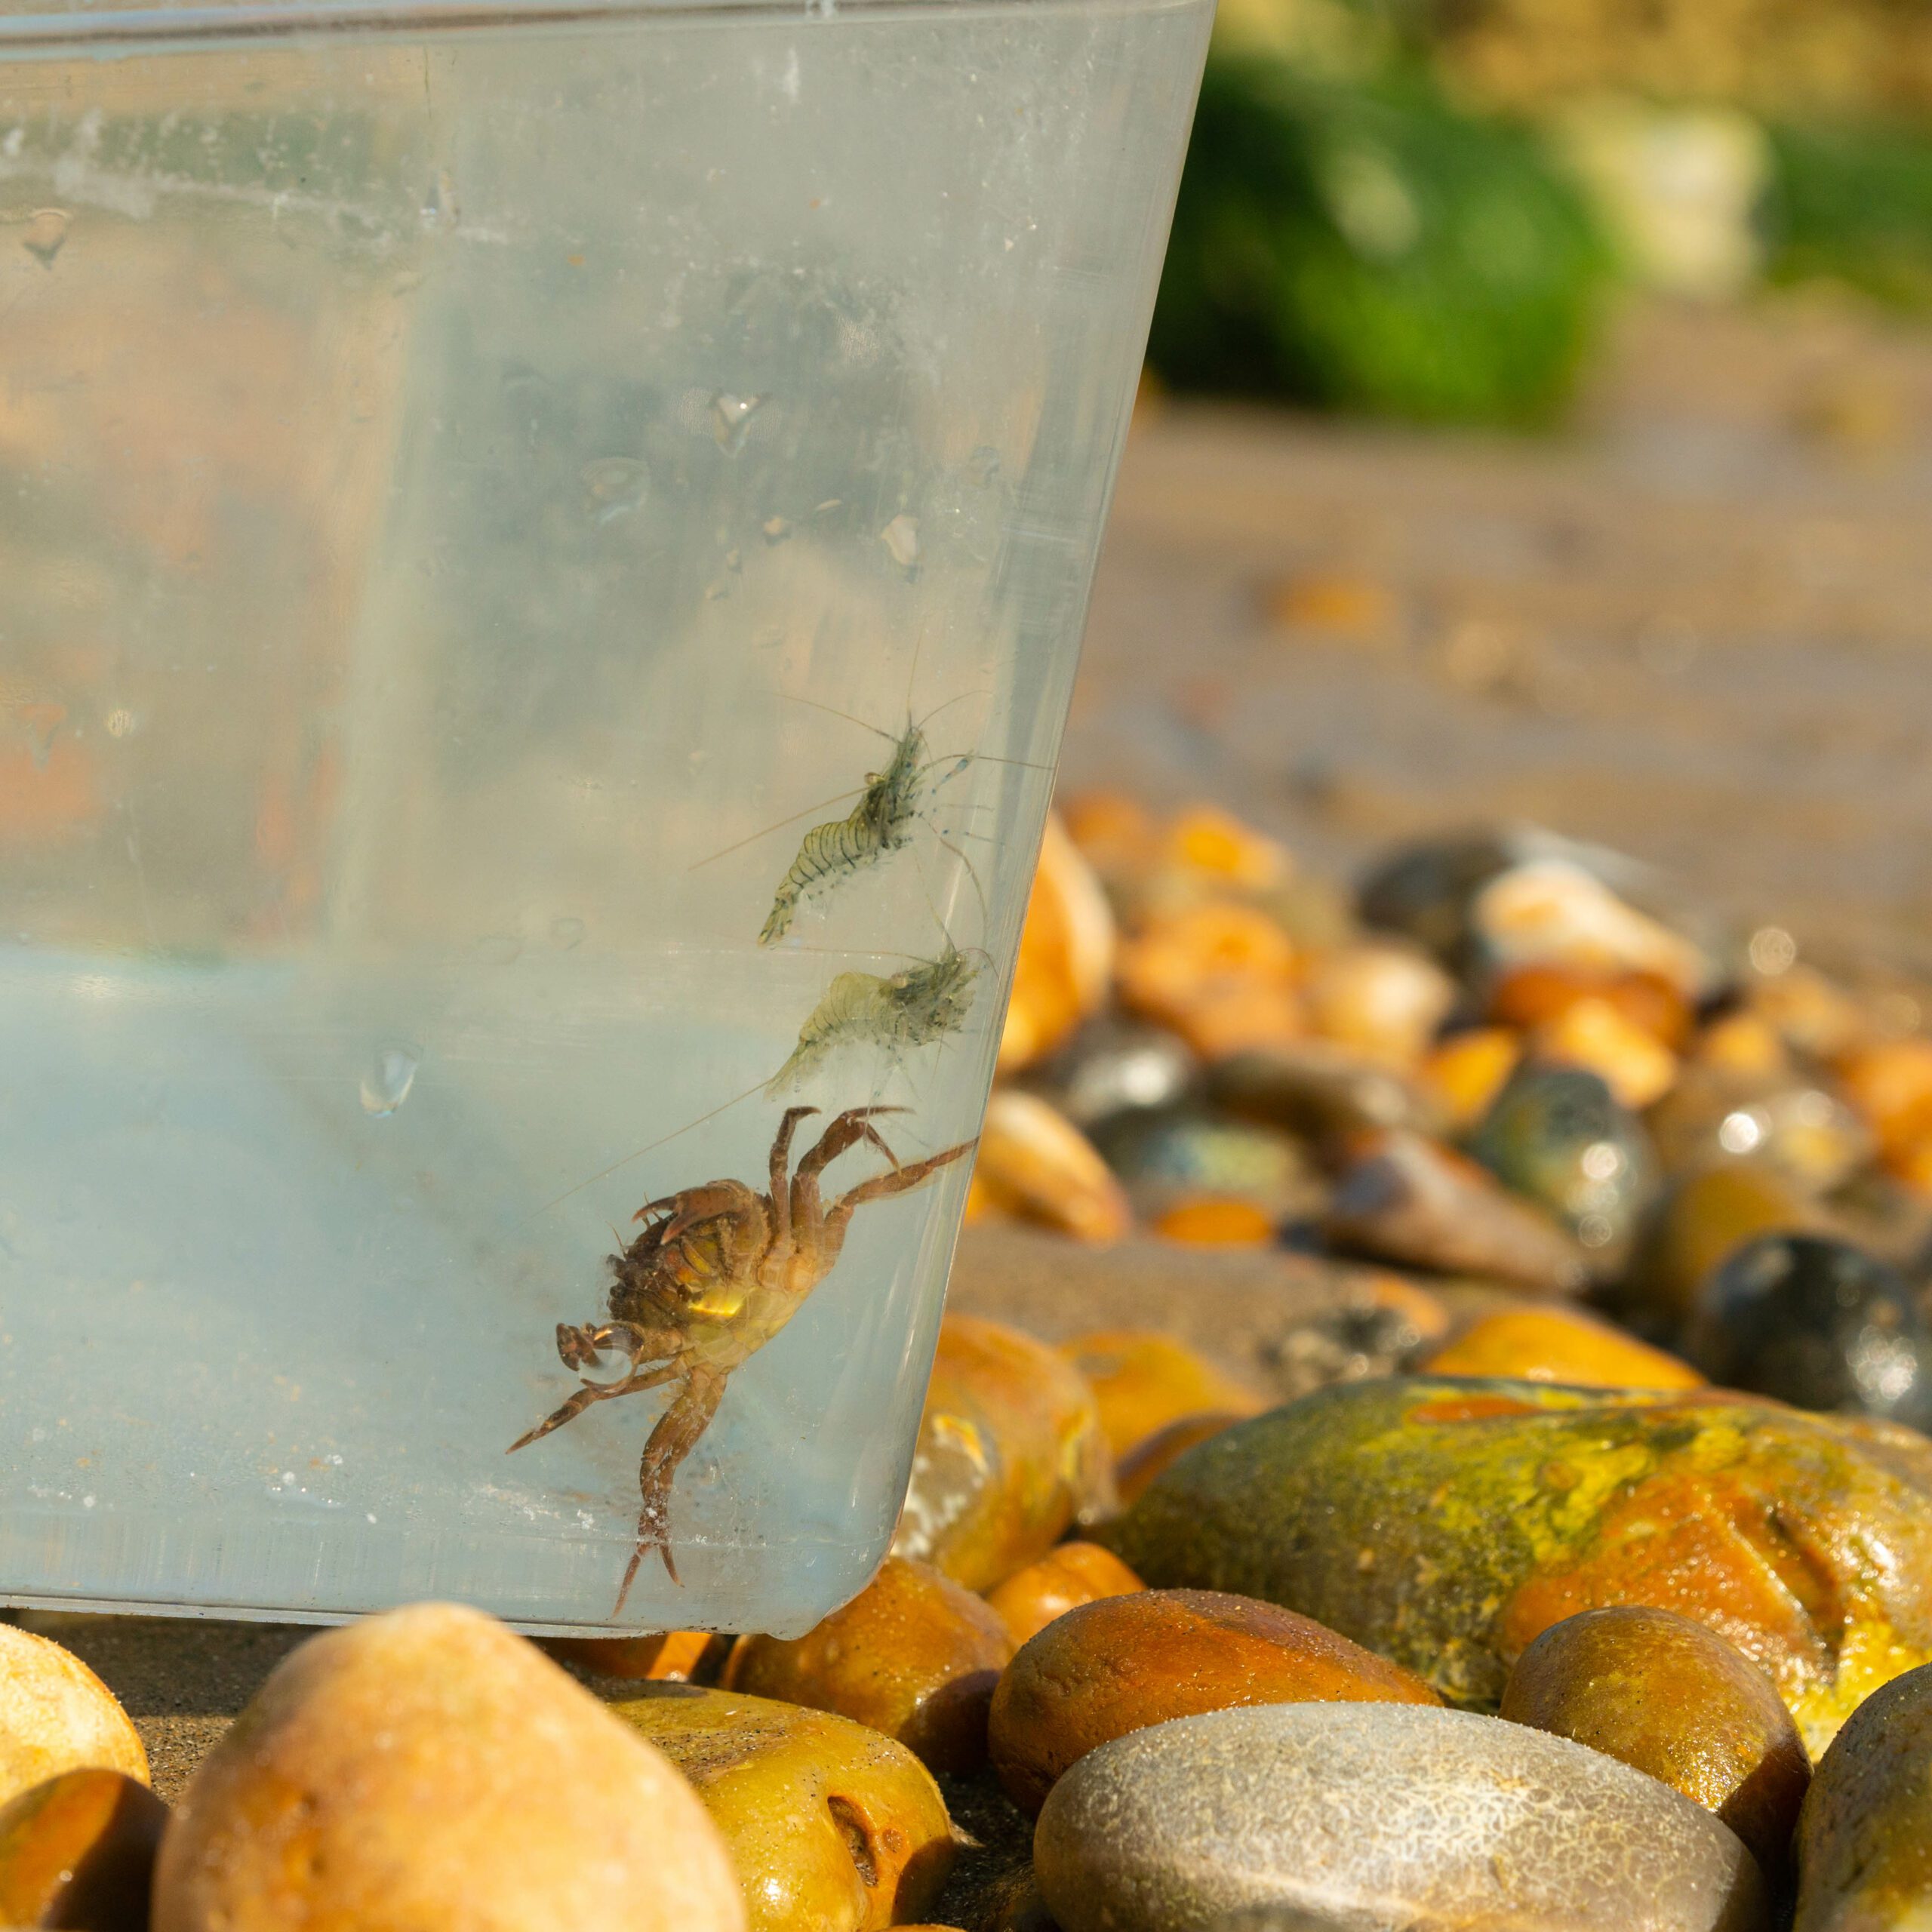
[359,1044,421,1117]
[710,392,767,454]
[580,457,648,525]
[21,208,69,267]
[550,915,586,950]
[880,513,919,570]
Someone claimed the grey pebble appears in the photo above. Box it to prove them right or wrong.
[1033,1703,1768,1932]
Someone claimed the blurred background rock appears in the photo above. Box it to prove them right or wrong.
[1149,0,1932,420]
[1073,0,1932,988]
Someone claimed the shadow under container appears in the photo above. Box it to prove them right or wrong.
[0,0,1211,1633]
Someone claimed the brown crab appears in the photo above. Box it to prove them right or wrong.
[509,1105,975,1615]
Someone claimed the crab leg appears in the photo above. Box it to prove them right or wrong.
[617,1364,728,1611]
[823,1138,977,1243]
[769,1106,819,1247]
[506,1361,677,1455]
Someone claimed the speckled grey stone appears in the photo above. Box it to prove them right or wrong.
[1033,1703,1769,1932]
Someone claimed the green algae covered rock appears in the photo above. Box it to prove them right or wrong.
[1101,1377,1932,1755]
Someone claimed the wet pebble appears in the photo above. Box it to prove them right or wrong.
[1033,1703,1768,1932]
[989,1588,1438,1815]
[1298,940,1455,1067]
[613,1684,954,1932]
[1424,1304,1703,1388]
[152,1602,743,1932]
[998,817,1116,1075]
[970,1092,1133,1245]
[1115,903,1302,1058]
[1685,1233,1932,1428]
[1629,1161,1820,1328]
[0,1768,167,1930]
[1471,857,1712,998]
[1025,1016,1198,1131]
[1208,1038,1445,1146]
[1059,1330,1266,1460]
[1087,1106,1317,1223]
[1651,1067,1871,1194]
[891,1316,1113,1592]
[1794,1660,1932,1930]
[547,1629,728,1682]
[1114,1412,1252,1505]
[725,1557,1012,1774]
[984,1543,1145,1651]
[1322,1128,1589,1291]
[1534,995,1680,1109]
[1355,829,1521,968]
[1502,1606,1810,1886]
[1099,1376,1932,1746]
[1469,1062,1657,1257]
[0,1627,147,1810]
[1419,1025,1522,1128]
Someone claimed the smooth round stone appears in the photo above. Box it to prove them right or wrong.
[991,1589,1438,1816]
[1795,1661,1932,1930]
[725,1556,1011,1774]
[1088,1105,1317,1223]
[1059,1330,1267,1460]
[1469,1063,1657,1257]
[891,1315,1114,1592]
[1034,1703,1768,1932]
[1322,1129,1589,1292]
[612,1684,955,1932]
[0,1627,148,1810]
[0,1767,168,1930]
[153,1604,743,1932]
[1685,1233,1932,1428]
[985,1543,1145,1651]
[1502,1606,1810,1887]
[1026,1016,1199,1130]
[1424,1306,1703,1389]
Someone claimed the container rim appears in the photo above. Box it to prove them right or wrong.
[0,0,1191,54]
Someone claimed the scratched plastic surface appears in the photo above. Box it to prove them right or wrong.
[0,0,1211,1632]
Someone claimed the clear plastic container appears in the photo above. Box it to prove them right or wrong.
[0,0,1211,1632]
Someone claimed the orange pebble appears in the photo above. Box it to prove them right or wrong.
[1059,789,1158,881]
[1160,804,1294,891]
[1117,902,1303,1058]
[1115,1412,1250,1505]
[1421,1028,1522,1128]
[985,1543,1146,1650]
[1533,996,1680,1109]
[544,1630,726,1681]
[1691,1011,1789,1079]
[972,1092,1134,1245]
[1062,1331,1269,1460]
[1489,963,1693,1052]
[1425,1307,1703,1389]
[1302,942,1456,1068]
[1838,1038,1932,1176]
[1152,1197,1277,1247]
[1263,571,1398,645]
[997,815,1116,1073]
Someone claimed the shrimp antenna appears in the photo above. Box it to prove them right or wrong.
[523,1078,764,1220]
[912,688,992,733]
[780,691,895,742]
[688,784,867,871]
[937,833,990,936]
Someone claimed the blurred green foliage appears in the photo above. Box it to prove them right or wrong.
[1149,57,1614,426]
[1761,119,1932,310]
